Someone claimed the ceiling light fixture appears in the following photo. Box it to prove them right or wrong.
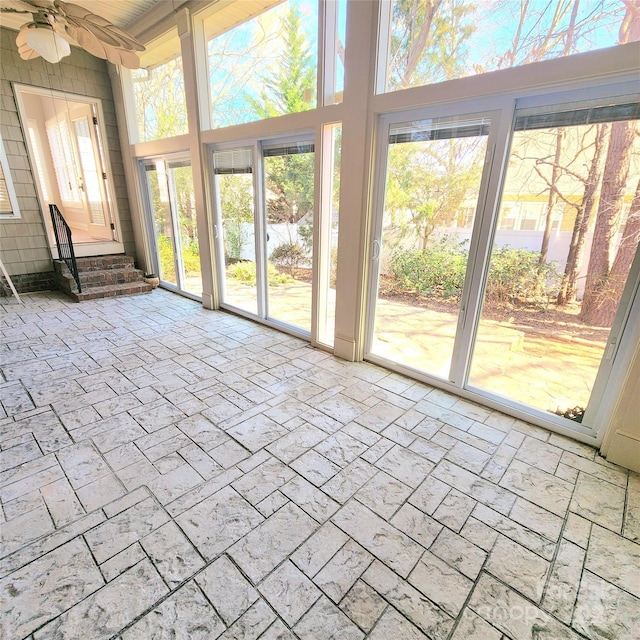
[21,21,70,64]
[2,1,145,69]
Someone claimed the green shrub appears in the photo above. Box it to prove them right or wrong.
[389,237,467,299]
[270,242,306,275]
[157,234,176,282]
[226,260,294,286]
[182,240,201,275]
[157,234,202,279]
[388,240,560,306]
[485,246,560,305]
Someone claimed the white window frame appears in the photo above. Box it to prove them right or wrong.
[0,135,21,220]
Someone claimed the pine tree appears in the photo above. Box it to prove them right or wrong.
[248,5,315,119]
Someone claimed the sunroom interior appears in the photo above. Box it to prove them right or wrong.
[2,0,638,458]
[0,1,639,636]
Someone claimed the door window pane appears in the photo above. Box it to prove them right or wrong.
[74,118,105,226]
[203,0,318,129]
[46,120,81,203]
[170,162,202,297]
[469,103,640,422]
[146,162,177,285]
[218,179,258,314]
[215,148,258,314]
[264,141,315,331]
[381,0,637,93]
[318,124,341,346]
[371,116,490,378]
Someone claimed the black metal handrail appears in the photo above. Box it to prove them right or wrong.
[49,204,82,293]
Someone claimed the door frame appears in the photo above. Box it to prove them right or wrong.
[365,100,511,381]
[138,153,202,301]
[13,84,124,257]
[210,132,318,339]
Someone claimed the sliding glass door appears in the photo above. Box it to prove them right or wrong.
[369,112,494,381]
[367,95,640,435]
[142,157,202,297]
[212,138,316,335]
[468,102,640,426]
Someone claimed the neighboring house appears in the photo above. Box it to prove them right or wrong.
[0,0,638,459]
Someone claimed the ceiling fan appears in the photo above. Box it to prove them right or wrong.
[0,0,145,68]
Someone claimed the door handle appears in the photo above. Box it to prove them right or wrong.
[372,239,381,261]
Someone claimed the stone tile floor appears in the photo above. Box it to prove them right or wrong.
[0,290,638,640]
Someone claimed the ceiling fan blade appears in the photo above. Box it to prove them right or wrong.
[63,23,107,56]
[27,0,57,10]
[103,47,141,70]
[0,0,54,14]
[96,24,145,52]
[67,20,125,49]
[54,0,144,50]
[61,23,141,69]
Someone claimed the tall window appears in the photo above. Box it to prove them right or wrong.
[324,0,347,105]
[202,0,318,129]
[132,31,188,142]
[379,0,638,93]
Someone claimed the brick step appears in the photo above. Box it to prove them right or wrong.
[70,281,153,302]
[75,255,136,271]
[53,255,136,276]
[52,255,154,302]
[57,267,146,288]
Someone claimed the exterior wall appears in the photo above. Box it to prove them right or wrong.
[0,27,136,282]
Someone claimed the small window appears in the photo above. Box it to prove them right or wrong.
[324,0,346,105]
[0,135,20,220]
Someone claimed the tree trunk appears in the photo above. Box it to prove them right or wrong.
[618,0,640,44]
[399,0,443,88]
[595,177,640,325]
[557,124,609,305]
[580,121,636,325]
[540,129,565,263]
